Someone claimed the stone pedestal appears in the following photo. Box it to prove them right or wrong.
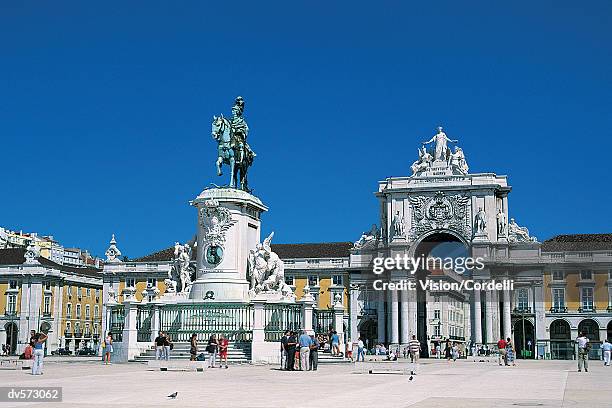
[189,188,268,302]
[120,300,139,362]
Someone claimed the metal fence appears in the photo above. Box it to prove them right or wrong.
[109,305,125,342]
[263,303,303,342]
[313,309,334,335]
[136,305,154,342]
[159,303,253,342]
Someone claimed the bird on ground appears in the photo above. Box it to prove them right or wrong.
[167,392,178,399]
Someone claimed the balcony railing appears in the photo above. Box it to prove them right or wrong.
[549,306,568,313]
[577,306,596,313]
[513,307,532,314]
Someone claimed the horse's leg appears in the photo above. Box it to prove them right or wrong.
[216,155,223,176]
[229,155,236,188]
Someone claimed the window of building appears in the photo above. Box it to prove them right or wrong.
[86,288,91,297]
[66,303,72,318]
[94,305,99,318]
[95,289,100,300]
[434,310,440,320]
[552,288,565,309]
[517,288,529,310]
[85,305,90,319]
[147,278,156,288]
[85,323,90,335]
[77,287,82,300]
[74,322,81,334]
[65,322,71,333]
[581,287,594,311]
[93,324,98,335]
[332,275,343,286]
[284,275,294,286]
[308,275,319,287]
[44,281,51,290]
[552,270,564,281]
[76,304,81,318]
[434,325,441,336]
[9,280,18,290]
[580,270,593,280]
[434,295,440,303]
[7,294,17,314]
[125,278,136,288]
[67,286,72,297]
[43,296,51,315]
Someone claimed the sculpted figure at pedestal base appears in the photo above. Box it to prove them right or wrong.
[247,232,294,300]
[508,218,537,243]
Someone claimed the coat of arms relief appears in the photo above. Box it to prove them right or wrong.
[407,191,471,242]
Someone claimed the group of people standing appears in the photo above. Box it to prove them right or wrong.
[280,330,320,371]
[189,333,229,368]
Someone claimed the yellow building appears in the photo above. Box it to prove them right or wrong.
[0,247,103,355]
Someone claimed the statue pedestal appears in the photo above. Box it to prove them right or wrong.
[189,188,268,302]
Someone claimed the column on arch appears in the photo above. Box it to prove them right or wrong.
[377,290,386,344]
[387,288,399,345]
[400,288,410,344]
[473,289,483,344]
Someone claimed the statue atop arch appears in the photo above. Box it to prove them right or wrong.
[411,126,470,177]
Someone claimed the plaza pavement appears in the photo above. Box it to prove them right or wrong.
[1,357,611,407]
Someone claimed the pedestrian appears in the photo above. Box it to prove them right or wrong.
[602,339,612,366]
[408,335,420,374]
[497,337,508,366]
[298,330,312,371]
[22,341,33,360]
[345,340,353,360]
[331,330,340,356]
[154,331,166,360]
[206,334,218,368]
[164,333,173,361]
[576,331,590,372]
[286,331,297,371]
[444,339,452,361]
[309,334,319,371]
[280,331,289,370]
[189,333,198,361]
[103,332,113,365]
[31,331,47,375]
[1,344,5,356]
[506,338,516,366]
[218,335,229,369]
[356,337,365,362]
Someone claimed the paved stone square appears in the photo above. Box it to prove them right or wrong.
[1,358,611,407]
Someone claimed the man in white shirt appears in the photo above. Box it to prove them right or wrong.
[356,338,365,362]
[576,332,590,372]
[601,339,612,366]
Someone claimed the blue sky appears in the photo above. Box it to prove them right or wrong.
[1,1,611,258]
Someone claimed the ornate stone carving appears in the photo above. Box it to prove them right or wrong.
[507,218,537,243]
[473,207,487,236]
[247,232,294,300]
[24,239,40,265]
[353,224,380,249]
[105,234,122,264]
[408,191,470,241]
[199,199,236,247]
[423,126,458,161]
[411,127,470,177]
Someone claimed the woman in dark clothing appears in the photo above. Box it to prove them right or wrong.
[190,333,198,361]
[444,339,452,361]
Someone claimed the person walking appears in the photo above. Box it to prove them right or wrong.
[506,338,516,366]
[280,331,289,370]
[444,339,452,361]
[497,337,508,366]
[298,330,312,371]
[602,339,612,366]
[206,334,219,368]
[31,332,47,375]
[309,334,319,371]
[218,335,229,369]
[356,337,365,362]
[189,333,198,361]
[103,332,113,365]
[286,331,297,371]
[576,331,590,372]
[408,335,420,375]
[330,331,340,357]
[155,331,166,360]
